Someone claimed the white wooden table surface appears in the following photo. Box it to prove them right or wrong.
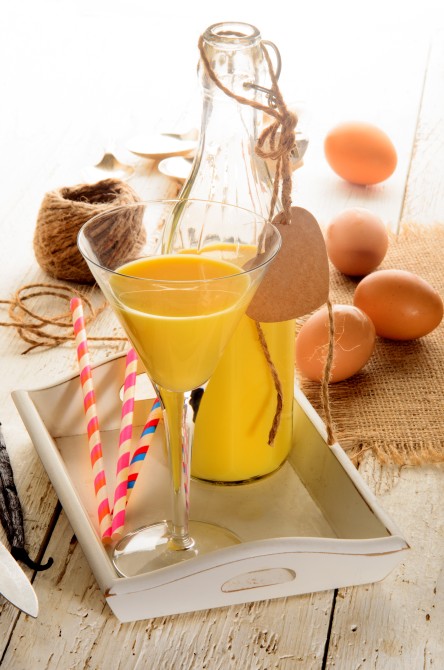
[1,2,443,668]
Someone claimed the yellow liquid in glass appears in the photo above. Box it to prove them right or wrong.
[110,254,251,392]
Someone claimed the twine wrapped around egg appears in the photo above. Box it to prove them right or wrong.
[33,179,145,284]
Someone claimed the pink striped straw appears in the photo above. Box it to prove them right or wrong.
[70,297,112,543]
[126,398,162,501]
[111,348,138,539]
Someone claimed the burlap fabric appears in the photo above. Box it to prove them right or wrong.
[298,223,444,465]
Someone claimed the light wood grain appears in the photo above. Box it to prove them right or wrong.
[402,34,444,226]
[326,462,444,669]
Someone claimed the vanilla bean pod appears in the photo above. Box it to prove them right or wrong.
[0,422,53,570]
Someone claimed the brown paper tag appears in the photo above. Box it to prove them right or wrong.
[246,206,329,322]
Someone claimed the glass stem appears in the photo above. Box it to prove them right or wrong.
[156,386,195,551]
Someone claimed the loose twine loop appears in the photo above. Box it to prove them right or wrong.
[0,283,126,354]
[198,34,336,446]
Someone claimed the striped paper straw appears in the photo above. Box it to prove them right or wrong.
[182,437,191,515]
[111,348,138,539]
[70,297,112,543]
[126,398,162,500]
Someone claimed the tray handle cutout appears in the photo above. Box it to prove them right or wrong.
[221,568,296,593]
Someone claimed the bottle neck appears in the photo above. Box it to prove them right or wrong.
[180,23,278,217]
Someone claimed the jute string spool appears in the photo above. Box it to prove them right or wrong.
[33,178,145,284]
[198,34,336,445]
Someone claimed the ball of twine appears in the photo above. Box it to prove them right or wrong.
[33,178,144,284]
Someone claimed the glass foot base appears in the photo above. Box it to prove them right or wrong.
[112,520,240,577]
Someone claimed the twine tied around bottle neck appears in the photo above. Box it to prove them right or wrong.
[198,34,336,447]
[197,36,297,227]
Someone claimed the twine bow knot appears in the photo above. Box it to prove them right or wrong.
[256,110,298,160]
[255,106,298,225]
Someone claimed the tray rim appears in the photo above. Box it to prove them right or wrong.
[12,351,409,599]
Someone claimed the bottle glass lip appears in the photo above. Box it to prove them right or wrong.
[203,22,261,49]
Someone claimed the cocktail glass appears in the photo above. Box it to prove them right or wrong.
[78,199,281,576]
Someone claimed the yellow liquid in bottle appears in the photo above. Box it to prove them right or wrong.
[192,316,295,482]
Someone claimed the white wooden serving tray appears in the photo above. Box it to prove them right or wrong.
[12,353,408,622]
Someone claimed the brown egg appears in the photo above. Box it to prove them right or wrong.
[353,269,443,340]
[324,122,397,185]
[295,304,376,383]
[325,208,389,276]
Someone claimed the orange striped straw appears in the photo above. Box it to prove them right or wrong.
[111,348,138,539]
[126,398,162,501]
[70,297,112,543]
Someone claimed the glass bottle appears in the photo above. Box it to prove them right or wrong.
[182,22,295,482]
